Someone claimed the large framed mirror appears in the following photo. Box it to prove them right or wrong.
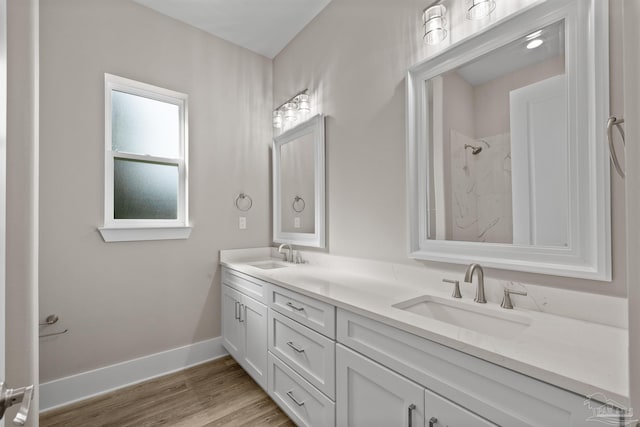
[273,114,325,248]
[407,0,611,280]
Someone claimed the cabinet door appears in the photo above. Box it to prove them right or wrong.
[222,284,244,360]
[242,293,268,390]
[336,344,425,427]
[425,389,497,427]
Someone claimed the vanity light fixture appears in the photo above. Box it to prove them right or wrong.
[297,93,310,113]
[273,89,310,130]
[273,110,283,129]
[423,4,447,45]
[283,102,298,123]
[466,0,496,20]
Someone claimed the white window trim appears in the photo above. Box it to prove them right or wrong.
[99,73,191,242]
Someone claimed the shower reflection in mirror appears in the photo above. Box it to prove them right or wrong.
[426,20,567,246]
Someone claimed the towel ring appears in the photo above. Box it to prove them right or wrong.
[607,116,625,178]
[292,196,306,213]
[235,193,253,212]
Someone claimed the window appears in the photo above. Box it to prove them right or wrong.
[99,74,191,242]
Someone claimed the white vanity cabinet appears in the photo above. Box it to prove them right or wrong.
[220,264,622,427]
[221,268,269,390]
[336,344,425,427]
[267,283,337,427]
[337,308,618,427]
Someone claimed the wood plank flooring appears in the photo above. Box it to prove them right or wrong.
[40,356,295,427]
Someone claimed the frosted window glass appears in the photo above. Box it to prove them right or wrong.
[114,158,178,220]
[112,90,180,158]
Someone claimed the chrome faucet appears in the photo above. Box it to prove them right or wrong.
[464,263,487,303]
[278,243,293,263]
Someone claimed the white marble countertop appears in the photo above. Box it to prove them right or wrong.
[220,248,629,406]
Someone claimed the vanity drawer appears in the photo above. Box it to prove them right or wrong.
[268,352,335,427]
[270,285,335,338]
[269,309,335,398]
[222,267,270,303]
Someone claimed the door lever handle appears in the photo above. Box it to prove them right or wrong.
[0,382,34,425]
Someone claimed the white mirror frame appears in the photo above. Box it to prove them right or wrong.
[406,0,611,281]
[273,114,326,248]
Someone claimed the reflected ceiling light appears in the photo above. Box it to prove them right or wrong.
[423,4,447,45]
[526,39,544,49]
[466,0,496,20]
[526,30,542,40]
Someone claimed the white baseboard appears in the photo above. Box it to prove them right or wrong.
[40,336,228,413]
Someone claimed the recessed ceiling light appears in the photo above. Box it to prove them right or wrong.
[526,30,542,40]
[526,39,543,49]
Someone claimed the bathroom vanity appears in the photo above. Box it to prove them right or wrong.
[232,0,628,424]
[220,248,628,427]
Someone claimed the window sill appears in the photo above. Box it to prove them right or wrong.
[98,226,192,242]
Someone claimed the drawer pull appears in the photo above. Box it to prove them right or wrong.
[286,390,305,406]
[428,416,438,427]
[408,404,416,427]
[286,341,306,353]
[286,301,305,311]
[234,301,240,320]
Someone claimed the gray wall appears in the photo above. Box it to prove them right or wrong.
[273,0,627,297]
[39,0,272,382]
[7,0,39,424]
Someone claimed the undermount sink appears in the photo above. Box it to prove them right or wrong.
[247,260,291,270]
[393,295,532,339]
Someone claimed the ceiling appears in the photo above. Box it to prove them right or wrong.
[456,20,565,86]
[133,0,332,59]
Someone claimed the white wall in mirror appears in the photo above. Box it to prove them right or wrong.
[273,114,325,248]
[407,0,611,280]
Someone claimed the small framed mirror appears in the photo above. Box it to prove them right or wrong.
[406,0,611,280]
[273,114,325,248]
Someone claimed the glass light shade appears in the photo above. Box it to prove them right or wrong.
[466,0,496,20]
[284,102,298,122]
[297,94,310,113]
[423,5,447,45]
[273,110,283,128]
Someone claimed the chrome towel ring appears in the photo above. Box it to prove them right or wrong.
[292,196,306,213]
[607,116,625,178]
[235,193,253,212]
[39,313,68,338]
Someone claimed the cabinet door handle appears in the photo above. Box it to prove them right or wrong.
[239,304,245,323]
[286,341,305,353]
[286,390,305,406]
[234,301,240,320]
[429,416,438,427]
[286,301,305,311]
[408,404,416,427]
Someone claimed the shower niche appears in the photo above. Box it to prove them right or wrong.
[406,0,611,280]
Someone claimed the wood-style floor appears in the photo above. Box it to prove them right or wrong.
[40,356,295,427]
